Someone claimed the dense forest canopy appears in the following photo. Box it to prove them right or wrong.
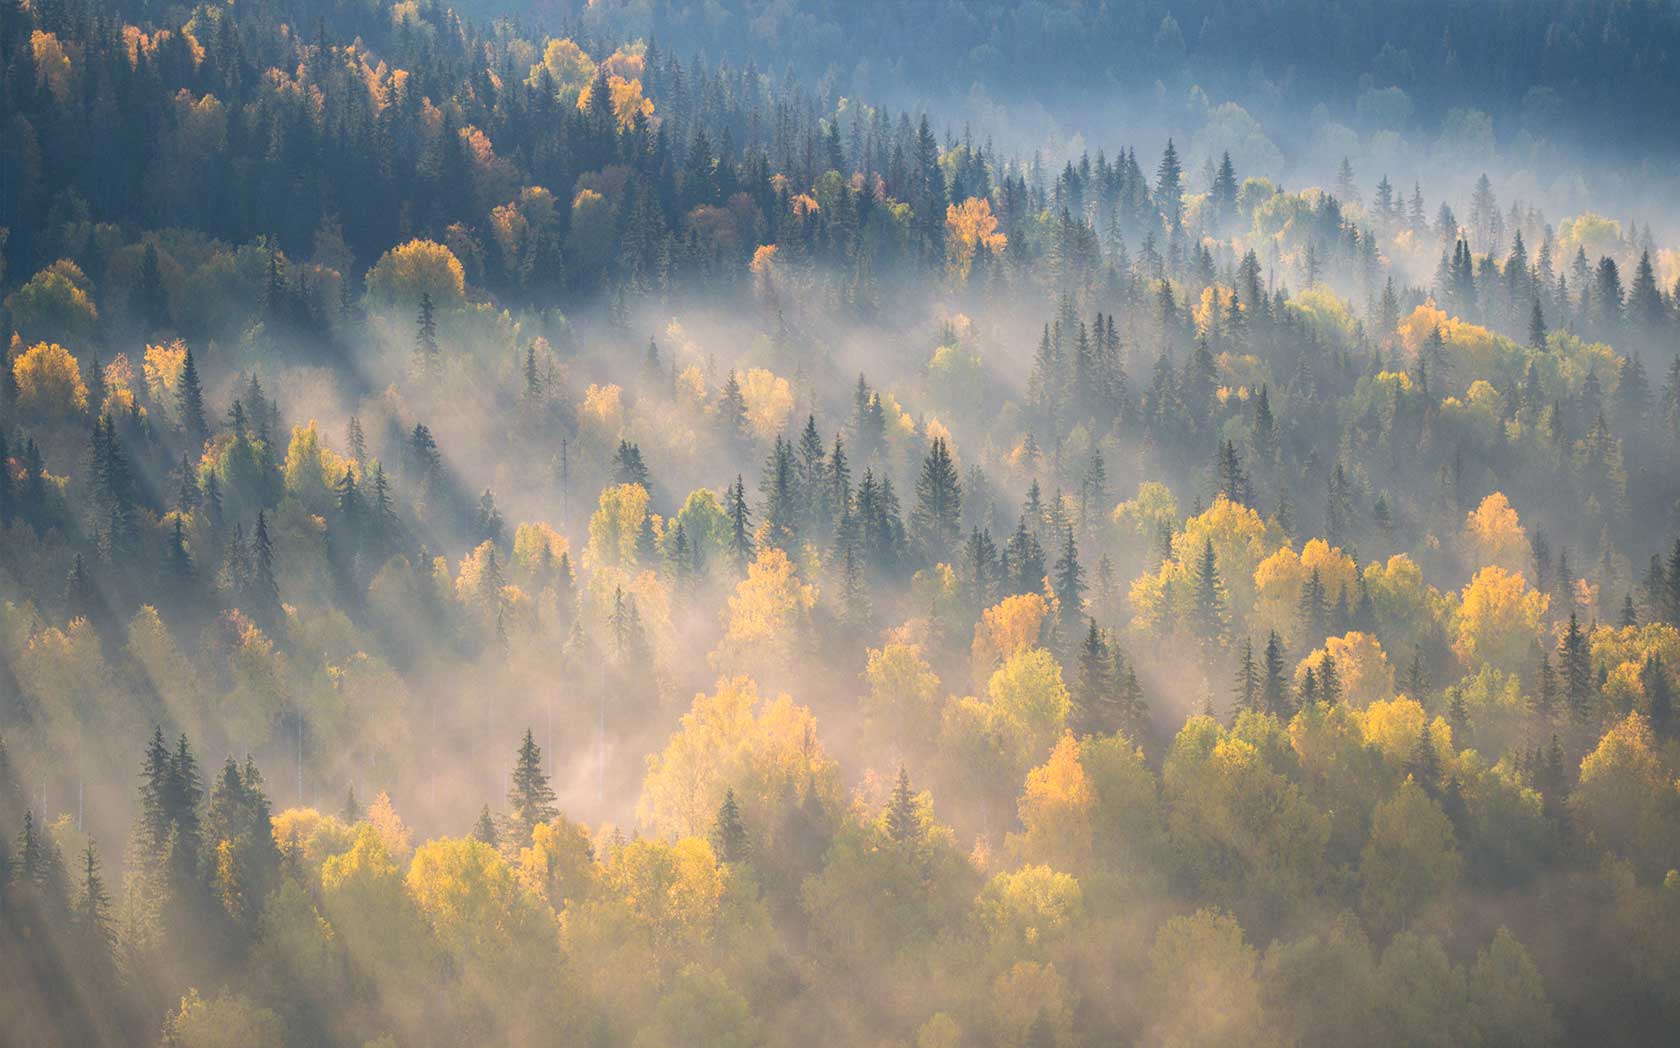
[2,0,1680,1045]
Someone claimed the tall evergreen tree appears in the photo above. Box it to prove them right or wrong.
[507,728,558,845]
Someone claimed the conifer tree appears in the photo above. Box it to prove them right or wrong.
[727,474,754,571]
[1191,537,1226,641]
[473,806,498,847]
[507,729,558,845]
[911,436,962,564]
[1260,631,1290,717]
[885,767,921,844]
[1559,611,1594,725]
[710,788,748,864]
[1407,722,1442,797]
[1233,636,1259,714]
[415,291,440,370]
[1053,527,1085,625]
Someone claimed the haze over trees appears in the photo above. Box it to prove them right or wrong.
[4,0,1680,1044]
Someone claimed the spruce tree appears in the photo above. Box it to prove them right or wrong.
[1260,631,1290,717]
[1053,527,1085,625]
[911,436,962,563]
[1642,655,1674,739]
[1559,611,1594,725]
[1233,636,1259,714]
[507,728,558,845]
[727,474,754,571]
[709,788,748,864]
[473,805,499,846]
[1408,722,1442,797]
[1191,537,1226,641]
[885,767,921,844]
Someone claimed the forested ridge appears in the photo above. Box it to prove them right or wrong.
[3,0,1680,1045]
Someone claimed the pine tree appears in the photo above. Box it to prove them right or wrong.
[1052,527,1084,625]
[727,474,754,571]
[718,370,749,446]
[1075,619,1113,733]
[1643,655,1674,739]
[1260,630,1290,717]
[1533,650,1557,728]
[1191,537,1226,641]
[248,509,281,627]
[415,291,440,370]
[709,788,748,864]
[71,841,117,976]
[1407,721,1442,797]
[1155,138,1184,229]
[472,806,499,846]
[759,435,799,550]
[839,543,871,630]
[885,767,921,844]
[177,346,208,449]
[1559,611,1594,726]
[1233,636,1259,714]
[504,728,558,846]
[911,436,962,564]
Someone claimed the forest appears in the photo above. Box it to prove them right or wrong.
[3,0,1680,1044]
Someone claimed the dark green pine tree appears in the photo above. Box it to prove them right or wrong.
[1620,592,1639,628]
[177,346,209,449]
[615,440,651,493]
[1407,721,1442,797]
[1191,537,1226,642]
[1053,527,1085,626]
[1533,650,1558,729]
[709,787,748,864]
[911,436,962,564]
[473,489,506,548]
[342,784,361,822]
[1642,655,1674,739]
[1298,567,1328,644]
[718,370,749,447]
[1260,630,1291,717]
[1402,646,1430,702]
[727,474,754,571]
[71,841,118,989]
[1559,611,1594,726]
[369,465,399,558]
[1075,619,1114,734]
[248,509,281,628]
[885,767,921,844]
[1233,636,1259,714]
[1318,654,1341,705]
[507,728,558,845]
[473,805,499,847]
[759,435,799,551]
[415,291,440,370]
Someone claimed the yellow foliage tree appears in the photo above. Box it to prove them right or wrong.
[945,196,1007,283]
[584,483,650,571]
[1453,566,1548,673]
[527,37,595,94]
[1009,732,1095,871]
[364,239,466,310]
[12,342,88,419]
[737,367,793,440]
[1294,631,1395,708]
[638,675,840,839]
[971,592,1049,680]
[710,548,817,679]
[1463,492,1528,574]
